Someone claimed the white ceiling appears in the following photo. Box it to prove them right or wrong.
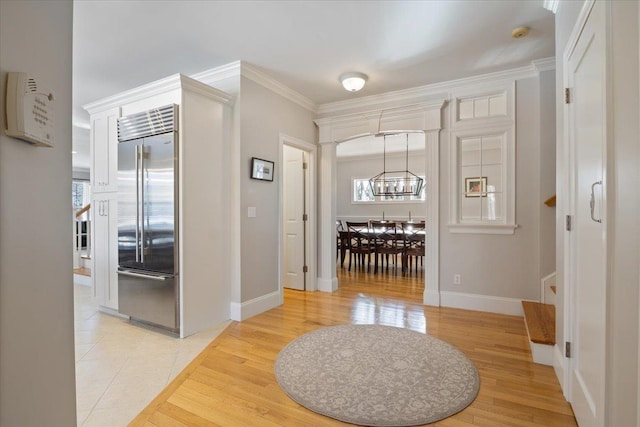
[72,0,554,170]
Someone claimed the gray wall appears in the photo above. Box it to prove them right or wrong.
[239,77,316,302]
[539,69,556,280]
[0,1,77,425]
[439,75,553,300]
[337,152,426,221]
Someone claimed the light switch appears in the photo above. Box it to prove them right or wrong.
[248,207,257,218]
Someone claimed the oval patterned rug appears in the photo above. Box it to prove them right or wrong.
[275,324,479,426]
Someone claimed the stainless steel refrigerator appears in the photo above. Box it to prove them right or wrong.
[117,104,179,332]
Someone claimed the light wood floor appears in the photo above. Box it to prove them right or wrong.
[130,267,576,426]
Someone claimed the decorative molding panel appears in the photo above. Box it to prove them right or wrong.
[315,100,446,144]
[450,81,515,129]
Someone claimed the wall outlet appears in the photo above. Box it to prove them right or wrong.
[453,274,461,285]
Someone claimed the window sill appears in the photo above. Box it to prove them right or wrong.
[447,223,518,235]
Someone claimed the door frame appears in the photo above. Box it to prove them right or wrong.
[278,134,317,299]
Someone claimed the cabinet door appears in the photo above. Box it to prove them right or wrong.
[92,194,118,309]
[90,107,120,193]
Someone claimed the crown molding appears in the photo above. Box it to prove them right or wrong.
[317,60,549,117]
[84,73,183,114]
[532,57,556,72]
[240,62,317,113]
[193,61,316,113]
[191,60,242,83]
[84,74,233,115]
[543,0,560,14]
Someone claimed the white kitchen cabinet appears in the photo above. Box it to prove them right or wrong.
[90,107,120,193]
[91,193,118,309]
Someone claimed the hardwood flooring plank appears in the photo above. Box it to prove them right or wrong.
[129,268,575,427]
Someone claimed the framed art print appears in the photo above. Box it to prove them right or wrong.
[251,157,274,182]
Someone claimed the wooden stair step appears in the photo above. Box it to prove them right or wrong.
[522,301,555,345]
[550,285,556,294]
[73,267,91,277]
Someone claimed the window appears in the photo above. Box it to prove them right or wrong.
[449,125,516,234]
[72,180,91,220]
[72,181,84,209]
[353,178,425,203]
[448,81,516,234]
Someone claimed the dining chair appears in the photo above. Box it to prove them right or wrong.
[336,220,345,266]
[345,221,373,271]
[370,221,400,274]
[400,222,426,275]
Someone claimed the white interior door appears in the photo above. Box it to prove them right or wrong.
[283,145,306,290]
[567,2,607,426]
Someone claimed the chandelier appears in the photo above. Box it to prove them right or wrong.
[369,133,423,197]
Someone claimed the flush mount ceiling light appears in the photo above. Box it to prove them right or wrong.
[512,26,530,39]
[339,72,368,92]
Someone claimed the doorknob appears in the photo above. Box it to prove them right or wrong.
[590,180,602,223]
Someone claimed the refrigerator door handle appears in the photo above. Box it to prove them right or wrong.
[135,145,140,262]
[140,144,145,264]
[117,269,171,281]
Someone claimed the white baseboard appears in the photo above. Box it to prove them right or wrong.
[554,344,569,399]
[423,289,441,306]
[98,305,129,319]
[317,276,338,292]
[230,290,281,321]
[440,291,526,316]
[73,273,92,287]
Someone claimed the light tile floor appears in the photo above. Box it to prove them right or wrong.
[74,283,229,426]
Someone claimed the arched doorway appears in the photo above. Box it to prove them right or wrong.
[314,100,446,306]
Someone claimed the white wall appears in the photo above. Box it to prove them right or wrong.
[0,1,77,425]
[439,75,553,301]
[337,152,426,221]
[239,77,316,302]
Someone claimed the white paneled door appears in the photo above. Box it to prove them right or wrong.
[283,145,306,290]
[567,1,607,426]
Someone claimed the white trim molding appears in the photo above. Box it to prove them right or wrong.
[278,134,318,294]
[554,343,569,399]
[440,291,527,316]
[317,277,338,293]
[230,291,280,321]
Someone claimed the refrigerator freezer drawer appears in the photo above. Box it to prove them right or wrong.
[118,269,179,332]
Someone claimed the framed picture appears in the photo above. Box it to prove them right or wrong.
[251,157,274,181]
[465,177,487,197]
